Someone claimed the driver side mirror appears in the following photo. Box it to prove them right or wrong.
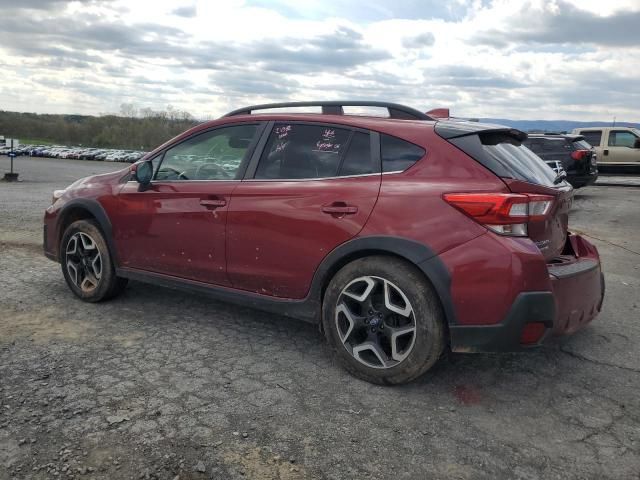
[133,161,153,189]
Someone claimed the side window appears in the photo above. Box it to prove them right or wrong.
[608,130,637,147]
[156,124,258,181]
[150,154,164,173]
[581,131,602,147]
[380,134,425,173]
[541,140,556,151]
[255,124,350,179]
[339,132,374,176]
[537,139,565,152]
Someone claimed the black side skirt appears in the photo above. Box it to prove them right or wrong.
[116,267,320,323]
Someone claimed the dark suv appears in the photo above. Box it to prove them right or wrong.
[523,133,598,188]
[44,101,605,385]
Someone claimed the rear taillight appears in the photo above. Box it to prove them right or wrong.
[571,150,589,161]
[443,193,554,237]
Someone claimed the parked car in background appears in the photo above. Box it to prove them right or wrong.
[43,101,605,385]
[523,133,598,188]
[571,126,640,168]
[2,144,148,162]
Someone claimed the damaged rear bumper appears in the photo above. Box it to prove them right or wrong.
[450,233,604,353]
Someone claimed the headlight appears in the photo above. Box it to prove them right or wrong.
[51,189,66,205]
[50,177,86,205]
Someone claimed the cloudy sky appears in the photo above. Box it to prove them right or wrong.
[0,0,639,121]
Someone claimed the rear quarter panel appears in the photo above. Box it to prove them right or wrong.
[360,128,506,254]
[358,127,554,326]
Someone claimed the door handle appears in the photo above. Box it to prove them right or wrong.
[322,203,358,215]
[200,198,226,209]
[603,149,609,156]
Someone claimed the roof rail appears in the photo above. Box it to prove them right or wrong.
[222,101,434,121]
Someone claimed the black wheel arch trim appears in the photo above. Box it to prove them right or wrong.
[307,235,456,327]
[56,198,119,266]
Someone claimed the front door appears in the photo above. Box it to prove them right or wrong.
[604,129,640,165]
[227,122,381,298]
[114,123,262,286]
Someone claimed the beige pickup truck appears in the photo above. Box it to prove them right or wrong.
[571,126,640,166]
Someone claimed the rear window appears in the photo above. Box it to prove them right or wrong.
[450,132,558,187]
[572,139,592,150]
[481,134,557,186]
[541,138,568,152]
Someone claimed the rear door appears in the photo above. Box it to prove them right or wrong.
[226,122,381,298]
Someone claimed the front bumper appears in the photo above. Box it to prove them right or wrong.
[43,206,61,262]
[43,224,56,261]
[450,234,604,352]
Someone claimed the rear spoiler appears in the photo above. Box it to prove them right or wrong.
[435,120,528,142]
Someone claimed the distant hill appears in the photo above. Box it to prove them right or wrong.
[480,118,640,133]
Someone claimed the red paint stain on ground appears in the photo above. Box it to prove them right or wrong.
[453,385,482,405]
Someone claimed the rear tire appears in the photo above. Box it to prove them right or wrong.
[322,256,445,385]
[60,220,127,302]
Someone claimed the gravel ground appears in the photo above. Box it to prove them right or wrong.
[1,157,639,480]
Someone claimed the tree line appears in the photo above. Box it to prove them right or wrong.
[0,104,200,150]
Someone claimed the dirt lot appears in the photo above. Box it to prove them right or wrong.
[1,157,639,480]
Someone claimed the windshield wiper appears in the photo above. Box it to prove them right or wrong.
[553,171,567,185]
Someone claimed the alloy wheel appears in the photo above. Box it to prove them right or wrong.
[335,276,417,369]
[65,232,102,292]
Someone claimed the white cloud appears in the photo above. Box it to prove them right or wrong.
[0,0,638,121]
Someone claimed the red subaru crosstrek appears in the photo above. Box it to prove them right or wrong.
[44,101,605,385]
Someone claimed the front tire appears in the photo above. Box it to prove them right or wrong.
[60,220,127,302]
[322,256,445,385]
